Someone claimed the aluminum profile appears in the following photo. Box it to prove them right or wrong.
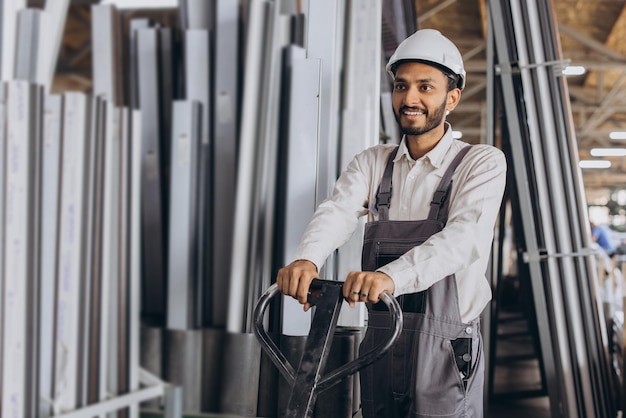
[184,29,211,329]
[54,91,92,414]
[136,28,167,325]
[167,100,202,330]
[14,8,40,83]
[211,0,239,329]
[2,80,43,418]
[39,93,64,418]
[276,47,320,337]
[92,4,124,105]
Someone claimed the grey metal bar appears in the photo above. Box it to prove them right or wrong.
[14,8,40,82]
[277,48,319,337]
[128,108,143,418]
[101,101,124,412]
[0,82,5,407]
[167,100,202,330]
[54,91,92,414]
[183,0,212,30]
[128,19,150,110]
[211,0,239,328]
[183,29,211,329]
[2,80,43,418]
[92,4,123,105]
[136,28,166,325]
[1,0,25,81]
[83,96,105,407]
[39,93,64,418]
[117,106,132,417]
[228,0,270,333]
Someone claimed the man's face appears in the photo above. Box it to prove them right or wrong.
[392,61,459,137]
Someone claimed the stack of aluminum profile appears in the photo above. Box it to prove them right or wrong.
[489,0,618,416]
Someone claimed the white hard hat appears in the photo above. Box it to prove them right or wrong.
[386,29,466,90]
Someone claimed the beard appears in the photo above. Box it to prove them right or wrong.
[394,97,447,136]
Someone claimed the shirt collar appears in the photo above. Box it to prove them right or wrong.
[395,122,454,169]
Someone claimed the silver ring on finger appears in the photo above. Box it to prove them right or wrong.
[351,290,360,296]
[360,293,368,298]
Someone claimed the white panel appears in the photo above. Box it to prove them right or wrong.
[1,0,26,81]
[39,93,64,418]
[100,101,122,414]
[54,92,91,414]
[281,55,321,336]
[2,80,41,418]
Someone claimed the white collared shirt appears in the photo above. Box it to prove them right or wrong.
[293,126,507,323]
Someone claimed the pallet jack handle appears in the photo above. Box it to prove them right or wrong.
[253,279,403,417]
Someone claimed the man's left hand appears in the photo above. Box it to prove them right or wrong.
[343,271,395,307]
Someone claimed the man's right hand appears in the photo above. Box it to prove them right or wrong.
[276,259,318,311]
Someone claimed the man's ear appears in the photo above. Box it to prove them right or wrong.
[446,88,461,112]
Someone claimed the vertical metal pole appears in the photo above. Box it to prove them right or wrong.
[2,80,42,418]
[1,0,26,81]
[0,82,5,410]
[167,100,202,330]
[84,96,104,408]
[211,0,239,328]
[128,109,142,418]
[14,8,40,83]
[92,4,123,106]
[137,28,166,325]
[54,91,92,414]
[183,29,210,329]
[39,93,64,418]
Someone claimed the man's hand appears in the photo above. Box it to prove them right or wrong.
[276,259,319,311]
[343,271,395,307]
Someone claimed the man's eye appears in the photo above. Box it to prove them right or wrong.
[394,84,406,90]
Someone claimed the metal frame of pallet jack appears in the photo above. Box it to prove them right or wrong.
[254,279,403,418]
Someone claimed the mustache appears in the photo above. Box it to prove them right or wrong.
[400,106,427,114]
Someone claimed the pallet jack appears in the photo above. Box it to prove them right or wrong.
[254,279,403,418]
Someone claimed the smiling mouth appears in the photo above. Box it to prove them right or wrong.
[401,107,426,116]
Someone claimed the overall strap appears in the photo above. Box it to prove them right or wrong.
[427,145,472,222]
[375,146,399,221]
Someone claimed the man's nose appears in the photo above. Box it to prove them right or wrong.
[403,86,421,106]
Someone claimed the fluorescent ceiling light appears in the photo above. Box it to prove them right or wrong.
[590,148,626,157]
[100,0,177,8]
[610,131,626,140]
[562,65,586,76]
[579,160,611,169]
[451,130,463,139]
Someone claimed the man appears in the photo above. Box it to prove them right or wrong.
[277,29,506,417]
[591,222,616,257]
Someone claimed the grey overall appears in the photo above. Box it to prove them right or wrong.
[359,145,484,418]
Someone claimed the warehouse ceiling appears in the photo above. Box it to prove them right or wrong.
[48,0,626,197]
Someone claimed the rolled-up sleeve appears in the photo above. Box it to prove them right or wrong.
[292,149,382,270]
